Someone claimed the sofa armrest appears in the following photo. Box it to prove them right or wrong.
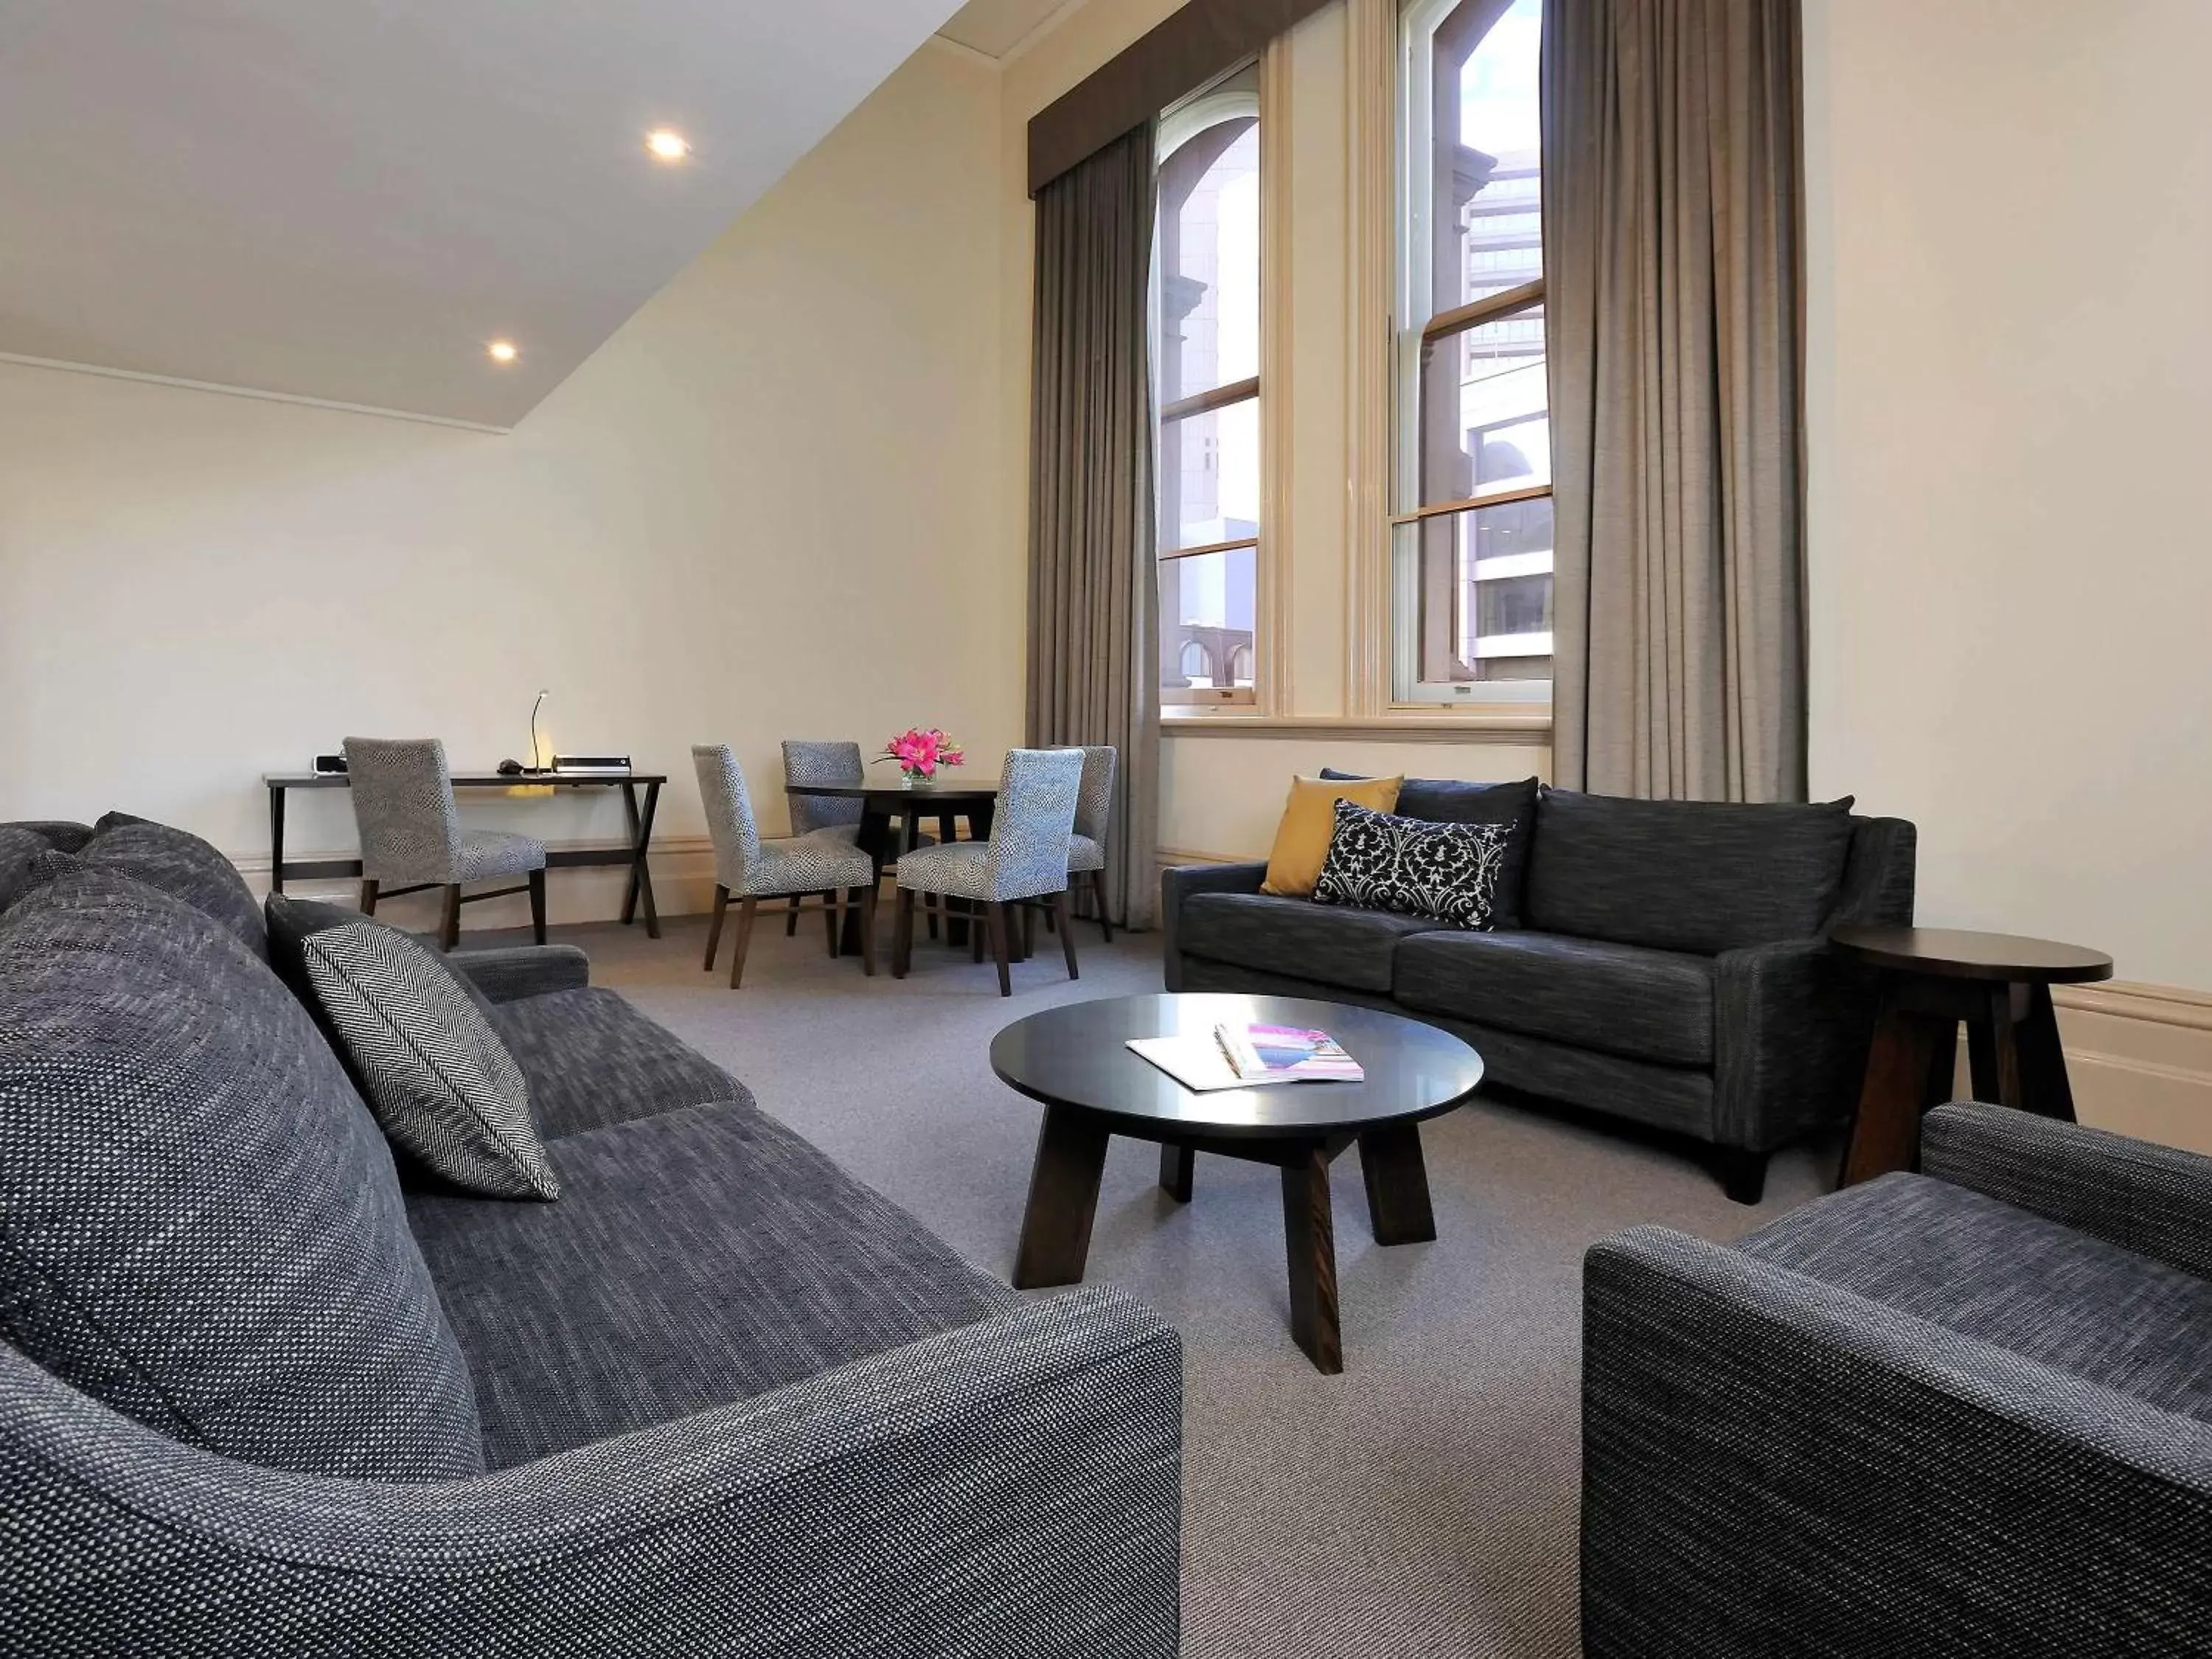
[1160,860,1267,991]
[1922,1102,2212,1279]
[1711,937,1874,1152]
[1582,1226,2212,1658]
[4,1285,1181,1657]
[445,944,591,1002]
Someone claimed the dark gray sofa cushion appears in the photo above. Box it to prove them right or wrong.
[1394,929,1715,1067]
[0,819,96,854]
[408,1099,1019,1469]
[1177,891,1449,994]
[1740,1172,2212,1422]
[487,986,750,1138]
[1321,771,1538,923]
[0,828,52,915]
[1524,789,1855,953]
[0,867,483,1480]
[61,811,268,960]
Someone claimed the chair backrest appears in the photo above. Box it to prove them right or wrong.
[342,738,462,886]
[985,748,1083,901]
[782,740,865,836]
[1074,745,1118,844]
[692,745,763,890]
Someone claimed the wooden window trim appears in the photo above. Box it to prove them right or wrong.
[1420,276,1545,345]
[1159,375,1261,425]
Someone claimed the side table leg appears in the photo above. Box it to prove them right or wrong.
[1281,1146,1343,1374]
[1357,1121,1436,1245]
[1159,1141,1194,1203]
[2014,982,2078,1121]
[1840,995,1955,1187]
[1012,1106,1110,1289]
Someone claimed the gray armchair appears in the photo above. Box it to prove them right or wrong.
[1581,1103,2212,1656]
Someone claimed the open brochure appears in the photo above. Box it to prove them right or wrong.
[1127,1022,1364,1092]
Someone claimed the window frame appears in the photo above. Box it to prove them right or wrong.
[1155,66,1265,710]
[1388,0,1552,709]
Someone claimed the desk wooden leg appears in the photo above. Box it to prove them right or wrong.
[1013,1107,1109,1288]
[1840,993,1957,1187]
[1281,1146,1343,1374]
[631,782,662,939]
[2015,983,2077,1121]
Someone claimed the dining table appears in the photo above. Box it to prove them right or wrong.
[785,776,999,954]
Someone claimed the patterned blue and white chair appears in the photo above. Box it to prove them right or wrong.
[779,740,865,941]
[694,745,878,987]
[343,737,546,952]
[893,748,1082,997]
[1066,744,1119,944]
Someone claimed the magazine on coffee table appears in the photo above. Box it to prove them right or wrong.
[1127,1022,1364,1091]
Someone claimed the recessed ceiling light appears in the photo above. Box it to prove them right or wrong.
[645,128,692,162]
[487,340,518,364]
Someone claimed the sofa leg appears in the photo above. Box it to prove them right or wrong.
[1716,1147,1770,1206]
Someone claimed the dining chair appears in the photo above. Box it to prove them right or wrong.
[780,740,866,942]
[1065,744,1118,944]
[892,747,1082,997]
[694,744,878,988]
[343,737,546,951]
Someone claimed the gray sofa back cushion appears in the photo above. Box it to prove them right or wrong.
[1319,772,1539,923]
[62,812,268,961]
[0,866,484,1481]
[1524,790,1856,953]
[0,828,50,917]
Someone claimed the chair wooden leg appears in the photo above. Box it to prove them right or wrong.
[926,891,940,942]
[728,897,758,989]
[1092,870,1114,945]
[987,902,1013,998]
[527,868,546,945]
[1052,889,1079,981]
[822,891,841,958]
[893,888,915,978]
[1020,901,1035,961]
[358,878,379,916]
[703,886,729,970]
[439,886,462,952]
[971,903,987,963]
[857,885,877,977]
[785,894,801,938]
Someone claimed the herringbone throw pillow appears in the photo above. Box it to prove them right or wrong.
[302,922,560,1200]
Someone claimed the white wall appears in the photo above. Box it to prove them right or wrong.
[1803,0,2212,994]
[0,44,1015,926]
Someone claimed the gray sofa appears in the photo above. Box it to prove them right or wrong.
[0,816,1181,1656]
[1582,1103,2212,1655]
[1163,784,1916,1202]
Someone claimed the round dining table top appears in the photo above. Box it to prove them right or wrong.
[785,779,1001,800]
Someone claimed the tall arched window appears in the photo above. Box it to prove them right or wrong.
[1392,0,1551,703]
[1155,62,1261,705]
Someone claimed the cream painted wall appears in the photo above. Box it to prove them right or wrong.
[1802,0,2212,995]
[0,44,1014,928]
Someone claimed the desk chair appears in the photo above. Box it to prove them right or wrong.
[342,737,546,951]
[695,745,878,988]
[892,748,1081,997]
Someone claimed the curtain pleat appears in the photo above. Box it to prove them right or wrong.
[1025,124,1161,927]
[1545,0,1806,802]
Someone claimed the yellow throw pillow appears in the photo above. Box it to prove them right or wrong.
[1262,774,1404,897]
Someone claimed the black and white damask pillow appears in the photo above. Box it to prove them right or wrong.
[301,922,560,1200]
[1312,799,1509,931]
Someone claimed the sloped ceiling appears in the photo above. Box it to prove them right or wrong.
[0,0,964,428]
[935,0,1072,58]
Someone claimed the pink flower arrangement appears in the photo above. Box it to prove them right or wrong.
[875,726,966,784]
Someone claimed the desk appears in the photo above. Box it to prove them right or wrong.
[264,771,667,939]
[787,779,998,953]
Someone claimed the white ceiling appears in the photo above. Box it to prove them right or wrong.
[935,0,1071,60]
[0,0,964,428]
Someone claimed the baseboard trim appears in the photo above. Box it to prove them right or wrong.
[2054,980,2212,1033]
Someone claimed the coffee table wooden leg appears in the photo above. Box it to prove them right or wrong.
[1280,1146,1342,1375]
[1840,998,1955,1187]
[1012,1106,1110,1289]
[1158,1141,1194,1203]
[1357,1121,1436,1245]
[2014,982,2078,1122]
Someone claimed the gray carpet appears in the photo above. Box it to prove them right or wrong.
[489,914,1836,1659]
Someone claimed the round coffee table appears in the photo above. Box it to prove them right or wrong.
[990,992,1484,1374]
[1830,925,2113,1187]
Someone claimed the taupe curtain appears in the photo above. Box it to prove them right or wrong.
[1026,122,1161,928]
[1544,0,1807,801]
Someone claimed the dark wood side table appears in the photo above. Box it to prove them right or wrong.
[991,992,1484,1374]
[1832,925,2112,1187]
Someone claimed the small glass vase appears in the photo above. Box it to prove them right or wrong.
[900,769,935,789]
